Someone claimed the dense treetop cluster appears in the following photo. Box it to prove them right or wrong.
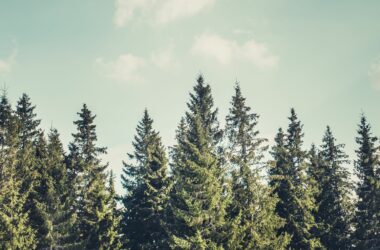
[0,75,379,249]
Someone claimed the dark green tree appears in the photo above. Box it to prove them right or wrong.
[224,84,289,249]
[70,104,120,249]
[121,110,171,249]
[15,93,41,149]
[32,128,78,249]
[270,109,322,249]
[353,115,380,249]
[314,126,353,249]
[168,75,227,249]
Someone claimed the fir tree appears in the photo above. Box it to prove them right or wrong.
[224,84,289,249]
[353,115,380,249]
[121,110,170,249]
[38,128,78,249]
[270,109,322,249]
[104,170,122,250]
[70,104,120,249]
[168,75,227,249]
[14,94,42,246]
[314,126,353,249]
[0,105,36,249]
[16,93,41,149]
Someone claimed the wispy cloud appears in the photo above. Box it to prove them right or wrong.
[191,33,278,68]
[151,47,175,70]
[114,0,216,27]
[96,48,176,82]
[369,60,380,90]
[0,49,17,73]
[95,54,147,82]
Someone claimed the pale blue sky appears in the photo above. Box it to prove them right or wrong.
[1,0,379,193]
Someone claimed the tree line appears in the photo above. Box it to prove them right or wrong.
[0,75,379,249]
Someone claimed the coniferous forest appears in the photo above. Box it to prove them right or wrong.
[0,75,379,250]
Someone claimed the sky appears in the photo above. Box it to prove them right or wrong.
[0,0,379,193]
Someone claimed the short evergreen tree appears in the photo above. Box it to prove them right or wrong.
[224,84,289,249]
[121,110,170,249]
[168,75,227,249]
[353,115,380,249]
[270,109,322,249]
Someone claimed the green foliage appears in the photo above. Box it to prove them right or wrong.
[69,104,120,249]
[270,109,322,249]
[224,84,289,249]
[0,77,380,249]
[121,110,171,249]
[312,126,353,249]
[353,115,380,249]
[0,94,36,249]
[168,76,227,249]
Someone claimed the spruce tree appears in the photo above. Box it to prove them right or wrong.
[224,84,289,249]
[70,104,120,249]
[121,110,170,249]
[353,115,380,249]
[270,109,322,249]
[314,126,353,249]
[0,100,36,249]
[168,75,227,249]
[14,94,42,245]
[16,93,41,149]
[105,170,122,250]
[35,128,78,249]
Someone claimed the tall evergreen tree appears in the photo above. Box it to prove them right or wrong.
[224,84,289,249]
[168,75,227,249]
[33,128,78,249]
[70,104,120,249]
[353,115,380,249]
[0,99,36,249]
[270,109,322,249]
[121,110,171,249]
[15,94,42,245]
[314,126,352,249]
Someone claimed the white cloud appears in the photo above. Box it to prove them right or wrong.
[369,60,380,90]
[151,48,175,70]
[95,54,146,82]
[113,0,216,27]
[96,48,176,82]
[114,0,154,28]
[191,33,278,68]
[154,0,215,25]
[0,49,17,73]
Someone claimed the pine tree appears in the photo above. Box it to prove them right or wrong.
[36,128,78,249]
[270,109,322,249]
[0,98,36,249]
[224,84,289,249]
[168,75,227,249]
[70,104,120,249]
[314,126,353,249]
[105,170,122,250]
[121,110,170,249]
[353,115,380,249]
[29,131,51,248]
[307,144,323,198]
[14,94,42,245]
[16,93,41,149]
